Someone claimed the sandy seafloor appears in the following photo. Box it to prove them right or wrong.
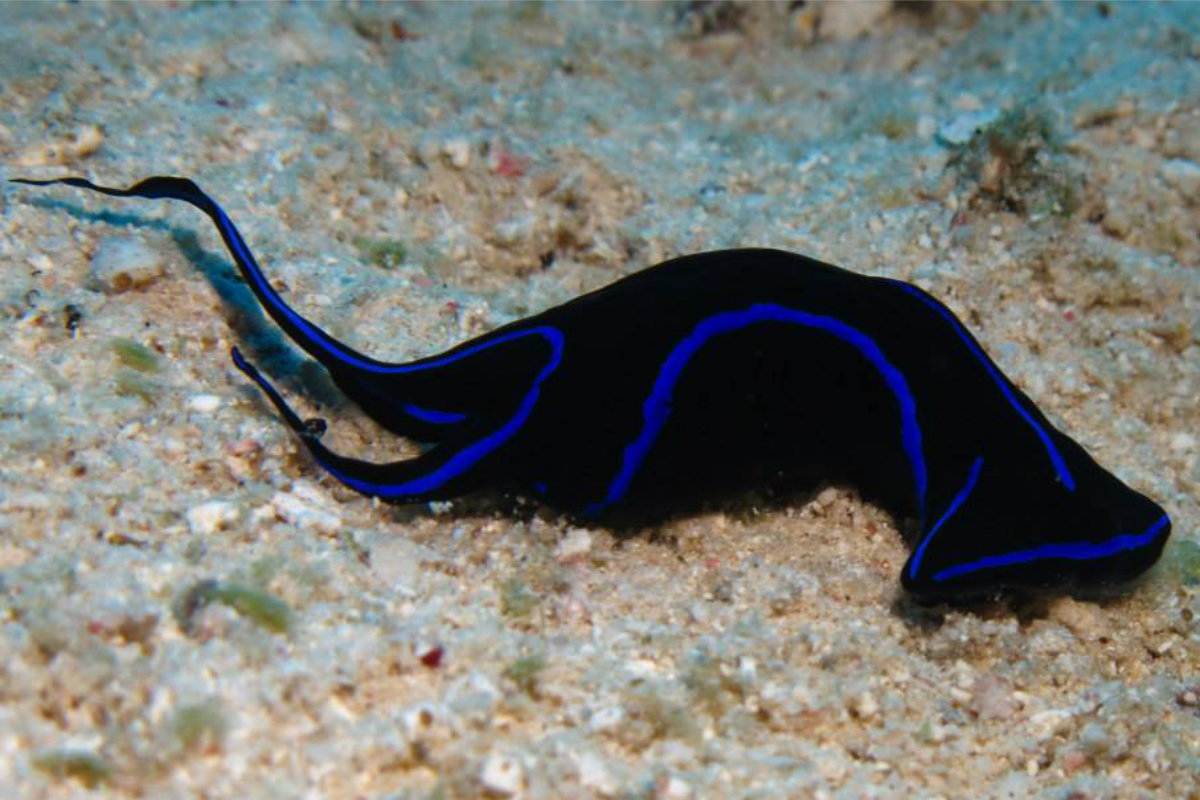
[1,1,1199,798]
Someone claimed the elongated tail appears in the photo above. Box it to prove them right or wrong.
[10,175,522,503]
[229,346,484,502]
[9,176,481,440]
[12,176,388,369]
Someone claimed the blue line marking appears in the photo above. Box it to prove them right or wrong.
[212,200,530,423]
[932,513,1170,582]
[909,456,983,581]
[585,302,926,518]
[216,203,455,376]
[319,326,565,498]
[892,281,1076,491]
[400,403,469,424]
[214,204,373,368]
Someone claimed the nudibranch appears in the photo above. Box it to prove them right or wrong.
[13,176,1171,598]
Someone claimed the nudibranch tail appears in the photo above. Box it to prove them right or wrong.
[10,176,477,439]
[230,346,483,502]
[12,177,379,370]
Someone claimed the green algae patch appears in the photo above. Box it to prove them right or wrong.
[874,112,915,141]
[339,529,371,566]
[114,370,160,402]
[949,105,1078,218]
[212,583,293,633]
[499,578,540,618]
[683,652,747,718]
[172,699,228,753]
[621,685,701,747]
[109,337,160,373]
[174,578,293,636]
[32,748,112,789]
[246,554,285,589]
[1168,539,1200,587]
[504,654,547,699]
[353,236,407,269]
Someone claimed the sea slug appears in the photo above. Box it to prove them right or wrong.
[13,176,1171,598]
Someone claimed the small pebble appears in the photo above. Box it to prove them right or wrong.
[29,252,53,273]
[935,108,999,146]
[1161,158,1200,202]
[818,1,890,41]
[658,775,692,800]
[574,751,617,797]
[187,394,222,413]
[400,704,437,738]
[1047,596,1107,640]
[443,138,471,169]
[90,235,165,294]
[228,438,262,458]
[813,486,840,509]
[969,674,1018,721]
[271,486,342,533]
[589,705,624,732]
[916,114,937,139]
[813,748,849,782]
[186,500,240,536]
[481,752,525,797]
[1169,432,1196,453]
[556,528,593,563]
[15,124,104,167]
[953,93,984,112]
[1101,207,1130,239]
[1077,721,1110,756]
[1061,748,1088,773]
[848,690,880,720]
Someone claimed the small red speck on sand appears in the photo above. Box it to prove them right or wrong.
[87,620,106,636]
[704,557,721,570]
[443,301,460,316]
[493,151,528,178]
[1060,749,1087,773]
[411,274,433,289]
[1063,310,1076,322]
[391,21,418,41]
[420,646,444,668]
[229,438,261,458]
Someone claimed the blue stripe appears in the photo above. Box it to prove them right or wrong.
[319,325,565,497]
[932,513,1170,582]
[909,456,983,581]
[214,204,373,369]
[213,201,522,423]
[400,403,469,424]
[893,281,1076,491]
[585,303,926,518]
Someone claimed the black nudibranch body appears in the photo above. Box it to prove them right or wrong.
[14,176,1171,598]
